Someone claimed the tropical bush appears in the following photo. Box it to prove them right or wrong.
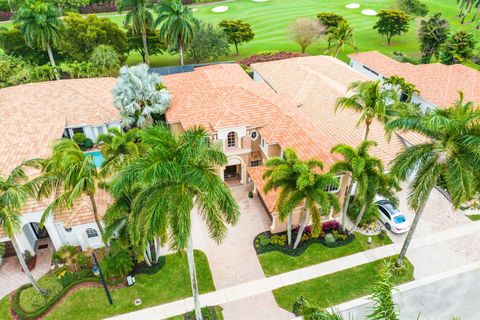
[101,244,133,279]
[72,132,86,145]
[0,50,32,88]
[186,21,230,63]
[324,233,336,245]
[347,199,379,225]
[82,138,94,149]
[90,45,121,76]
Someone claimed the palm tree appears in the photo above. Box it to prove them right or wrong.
[326,22,357,58]
[272,153,340,249]
[14,0,63,80]
[117,0,154,65]
[367,261,399,320]
[34,139,107,240]
[386,92,480,267]
[96,127,143,177]
[155,0,198,66]
[116,125,240,320]
[112,64,171,129]
[263,148,303,246]
[0,164,47,294]
[335,80,397,141]
[293,297,344,320]
[330,141,376,230]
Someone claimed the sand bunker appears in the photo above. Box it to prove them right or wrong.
[345,3,360,9]
[361,9,377,15]
[212,6,229,12]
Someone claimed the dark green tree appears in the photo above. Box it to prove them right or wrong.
[398,0,429,17]
[0,50,31,88]
[60,13,129,63]
[126,27,166,63]
[0,27,49,64]
[48,0,89,14]
[316,12,347,28]
[373,9,410,45]
[439,30,476,64]
[186,21,229,63]
[90,45,121,76]
[218,19,255,55]
[418,13,450,63]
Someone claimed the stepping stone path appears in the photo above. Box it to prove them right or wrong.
[361,9,377,15]
[345,3,360,9]
[212,5,229,12]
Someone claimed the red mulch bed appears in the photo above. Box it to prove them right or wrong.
[238,51,305,66]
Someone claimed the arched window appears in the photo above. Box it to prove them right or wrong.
[227,132,236,148]
[86,228,99,238]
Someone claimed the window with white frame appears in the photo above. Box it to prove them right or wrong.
[227,132,236,148]
[251,160,260,167]
[86,228,99,238]
[324,176,342,193]
[204,136,211,147]
[251,130,259,141]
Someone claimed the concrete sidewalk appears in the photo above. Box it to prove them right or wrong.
[107,221,480,320]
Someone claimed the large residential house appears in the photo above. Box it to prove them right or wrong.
[349,51,480,112]
[161,64,348,233]
[0,78,120,258]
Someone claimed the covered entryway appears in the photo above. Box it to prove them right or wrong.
[223,156,246,186]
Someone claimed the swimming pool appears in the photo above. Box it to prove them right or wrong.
[85,150,105,168]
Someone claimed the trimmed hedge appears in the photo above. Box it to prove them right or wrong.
[238,51,305,66]
[254,231,355,256]
[12,277,100,320]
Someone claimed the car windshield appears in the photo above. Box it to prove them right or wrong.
[394,215,406,224]
[383,203,400,214]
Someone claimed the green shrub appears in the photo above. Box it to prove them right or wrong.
[101,245,133,279]
[258,234,270,246]
[332,230,348,241]
[19,276,62,313]
[83,138,94,149]
[52,245,78,264]
[57,269,93,288]
[324,233,336,245]
[270,235,287,246]
[347,199,378,226]
[72,133,86,145]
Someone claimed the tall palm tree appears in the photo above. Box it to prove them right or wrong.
[116,125,240,320]
[384,75,419,103]
[263,148,303,246]
[336,80,398,141]
[117,0,154,65]
[155,0,198,66]
[386,92,480,267]
[330,141,377,230]
[14,0,63,80]
[34,140,106,240]
[96,127,143,177]
[274,155,340,249]
[0,164,47,294]
[326,22,357,58]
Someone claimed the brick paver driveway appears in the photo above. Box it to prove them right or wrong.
[193,184,293,320]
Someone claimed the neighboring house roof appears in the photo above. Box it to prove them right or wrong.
[0,77,119,177]
[348,51,480,107]
[251,56,406,167]
[0,78,120,235]
[163,63,340,168]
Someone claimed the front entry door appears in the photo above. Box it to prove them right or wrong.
[30,222,49,239]
[224,165,238,179]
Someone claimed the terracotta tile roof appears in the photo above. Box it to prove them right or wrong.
[163,64,340,168]
[0,77,120,176]
[348,51,480,107]
[251,56,406,167]
[247,166,277,213]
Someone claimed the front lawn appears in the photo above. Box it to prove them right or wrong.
[0,295,12,320]
[273,257,414,312]
[259,232,392,276]
[6,250,214,320]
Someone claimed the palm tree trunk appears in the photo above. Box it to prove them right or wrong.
[334,44,341,58]
[142,28,150,66]
[287,214,292,246]
[187,234,203,320]
[11,236,47,295]
[459,0,467,16]
[89,194,108,248]
[293,207,309,249]
[143,250,152,266]
[46,42,60,81]
[396,195,429,268]
[154,238,161,263]
[348,202,366,233]
[363,120,371,141]
[179,38,185,66]
[341,176,355,231]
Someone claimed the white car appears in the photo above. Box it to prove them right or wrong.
[375,199,410,234]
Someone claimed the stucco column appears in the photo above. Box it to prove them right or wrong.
[44,221,64,250]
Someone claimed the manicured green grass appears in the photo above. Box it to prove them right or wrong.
[467,214,480,221]
[1,0,479,67]
[259,233,392,276]
[0,295,12,320]
[42,250,215,320]
[273,257,414,312]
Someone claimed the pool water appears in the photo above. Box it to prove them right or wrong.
[85,150,105,168]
